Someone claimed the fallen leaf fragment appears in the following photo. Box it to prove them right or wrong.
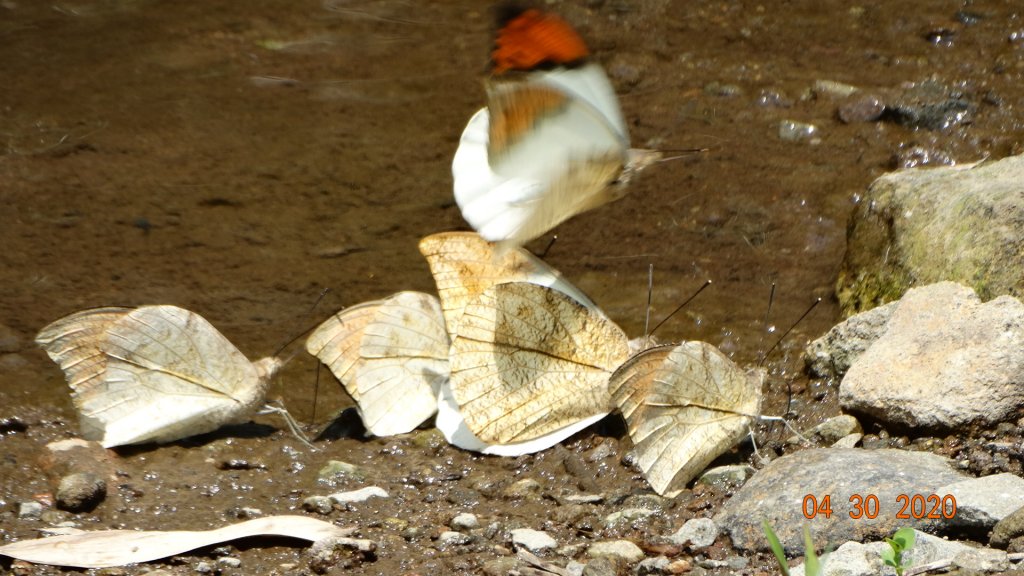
[0,515,351,568]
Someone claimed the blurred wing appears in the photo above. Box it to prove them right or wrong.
[306,292,450,436]
[37,305,270,448]
[449,282,629,446]
[609,341,763,497]
[452,64,629,248]
[418,231,595,337]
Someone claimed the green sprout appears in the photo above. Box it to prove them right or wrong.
[761,521,823,576]
[881,527,915,575]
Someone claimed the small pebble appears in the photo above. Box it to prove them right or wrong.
[511,528,557,552]
[56,472,106,512]
[503,478,541,499]
[194,560,215,573]
[582,556,620,576]
[838,93,886,123]
[637,556,671,575]
[318,460,365,482]
[328,486,388,504]
[451,512,480,531]
[587,540,644,563]
[603,507,656,525]
[437,530,473,547]
[18,501,43,520]
[812,79,859,98]
[698,464,756,487]
[778,120,819,143]
[217,557,242,568]
[669,517,719,548]
[302,495,334,515]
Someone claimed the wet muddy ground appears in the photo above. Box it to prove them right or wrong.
[2,0,1023,574]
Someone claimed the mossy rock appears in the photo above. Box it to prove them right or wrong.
[837,154,1024,316]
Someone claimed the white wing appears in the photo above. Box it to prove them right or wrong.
[305,292,449,436]
[609,341,763,497]
[448,282,630,448]
[36,306,276,448]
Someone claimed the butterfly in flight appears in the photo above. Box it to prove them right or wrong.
[452,6,660,250]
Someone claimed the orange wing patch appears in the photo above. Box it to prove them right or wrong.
[486,84,567,158]
[492,9,590,74]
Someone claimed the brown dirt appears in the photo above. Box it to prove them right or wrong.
[2,0,1022,574]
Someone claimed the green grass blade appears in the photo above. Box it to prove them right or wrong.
[761,520,790,576]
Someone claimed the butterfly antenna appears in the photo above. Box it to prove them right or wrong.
[648,279,712,338]
[311,362,322,426]
[757,297,822,368]
[538,234,558,259]
[654,147,710,164]
[643,264,654,337]
[764,281,777,331]
[272,288,332,358]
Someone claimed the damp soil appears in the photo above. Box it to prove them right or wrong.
[2,0,1023,574]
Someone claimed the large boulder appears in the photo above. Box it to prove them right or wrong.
[837,154,1024,316]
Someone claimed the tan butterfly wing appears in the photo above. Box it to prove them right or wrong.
[418,231,594,338]
[449,282,630,445]
[609,342,763,497]
[36,306,277,448]
[305,291,449,436]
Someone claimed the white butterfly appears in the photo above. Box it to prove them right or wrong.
[36,305,282,448]
[609,341,764,497]
[452,9,659,249]
[305,291,449,437]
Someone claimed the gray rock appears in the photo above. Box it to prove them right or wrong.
[18,501,43,520]
[832,433,863,448]
[938,473,1024,529]
[903,531,975,567]
[481,557,518,576]
[840,283,1024,429]
[586,540,644,563]
[511,528,557,552]
[622,493,669,511]
[715,448,967,553]
[582,556,620,576]
[837,154,1024,315]
[698,464,756,487]
[990,504,1024,548]
[668,518,718,549]
[838,93,886,123]
[603,507,657,526]
[636,556,671,575]
[56,472,106,512]
[790,541,882,576]
[451,512,479,531]
[301,495,334,515]
[217,557,241,568]
[882,79,974,130]
[790,415,864,445]
[194,561,215,573]
[954,547,1010,572]
[437,531,473,547]
[804,303,896,379]
[504,478,542,499]
[328,486,388,504]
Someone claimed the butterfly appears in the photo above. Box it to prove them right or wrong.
[305,291,449,437]
[419,231,630,455]
[36,305,283,448]
[609,341,764,497]
[452,7,660,249]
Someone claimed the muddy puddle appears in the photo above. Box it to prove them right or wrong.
[2,0,1023,574]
